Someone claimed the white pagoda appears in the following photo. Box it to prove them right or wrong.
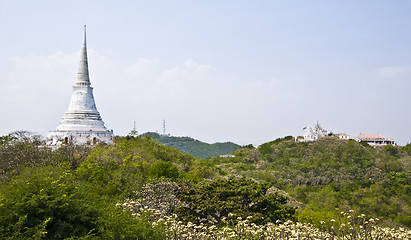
[47,26,113,146]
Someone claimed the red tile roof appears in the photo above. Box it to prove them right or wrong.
[355,134,394,141]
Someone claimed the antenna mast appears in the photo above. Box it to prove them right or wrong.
[129,120,138,136]
[163,119,166,136]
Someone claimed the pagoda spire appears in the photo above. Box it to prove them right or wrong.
[47,26,113,146]
[76,25,90,85]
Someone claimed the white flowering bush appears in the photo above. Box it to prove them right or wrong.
[322,210,411,240]
[119,181,185,221]
[118,181,410,239]
[123,206,410,239]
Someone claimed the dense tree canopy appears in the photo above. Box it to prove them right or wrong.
[209,136,410,227]
[175,177,295,226]
[0,132,409,239]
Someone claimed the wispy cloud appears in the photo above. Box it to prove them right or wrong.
[378,66,410,78]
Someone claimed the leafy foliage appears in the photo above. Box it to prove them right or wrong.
[0,131,52,181]
[0,166,164,239]
[0,134,198,239]
[75,136,196,198]
[207,136,410,227]
[0,131,409,238]
[121,181,185,221]
[174,177,295,226]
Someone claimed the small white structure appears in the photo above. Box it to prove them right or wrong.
[298,121,328,142]
[47,26,113,146]
[355,134,395,146]
[337,133,350,140]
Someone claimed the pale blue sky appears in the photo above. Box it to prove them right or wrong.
[1,1,410,145]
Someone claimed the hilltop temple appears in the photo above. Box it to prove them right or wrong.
[47,26,113,146]
[296,121,328,142]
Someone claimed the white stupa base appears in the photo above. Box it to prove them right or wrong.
[47,130,113,146]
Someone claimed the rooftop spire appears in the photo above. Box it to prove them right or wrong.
[76,25,90,85]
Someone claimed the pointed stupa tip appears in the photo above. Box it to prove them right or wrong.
[83,25,87,47]
[76,25,90,85]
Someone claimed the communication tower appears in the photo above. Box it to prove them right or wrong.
[163,119,166,136]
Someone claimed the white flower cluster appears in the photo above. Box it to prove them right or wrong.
[324,210,411,240]
[156,215,331,239]
[154,212,410,240]
[118,200,411,239]
[118,181,185,221]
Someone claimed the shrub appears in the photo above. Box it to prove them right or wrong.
[174,177,295,226]
[0,166,164,239]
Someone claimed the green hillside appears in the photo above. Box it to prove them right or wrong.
[140,132,240,158]
[0,132,410,239]
[200,136,410,227]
